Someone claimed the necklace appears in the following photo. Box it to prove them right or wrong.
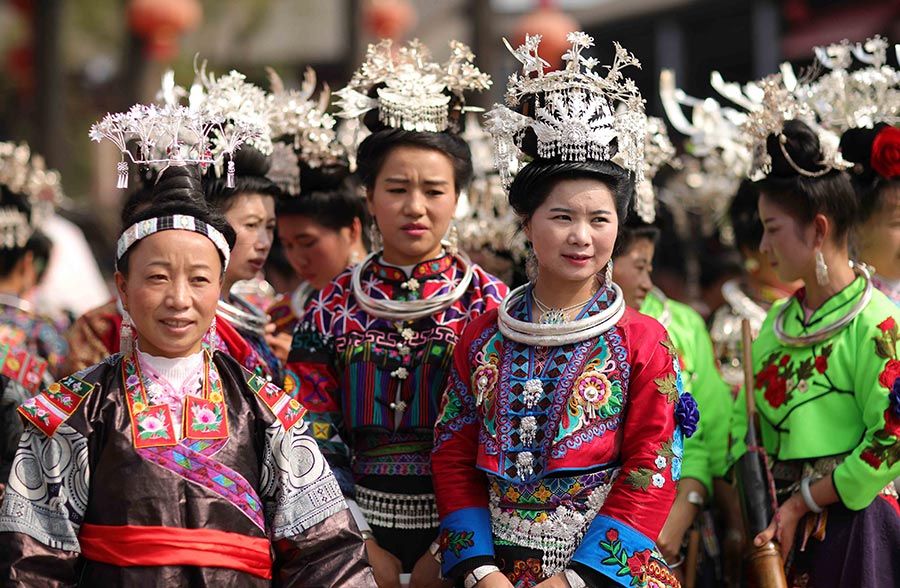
[721,279,768,326]
[498,282,626,346]
[217,295,267,337]
[647,287,672,328]
[0,292,33,315]
[351,245,474,321]
[532,286,598,325]
[773,262,873,347]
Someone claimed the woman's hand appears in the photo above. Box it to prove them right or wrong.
[533,572,572,588]
[753,492,807,559]
[63,302,117,375]
[409,549,452,588]
[657,478,704,563]
[264,324,292,363]
[475,571,515,588]
[365,538,403,588]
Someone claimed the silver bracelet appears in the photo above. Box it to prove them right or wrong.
[428,540,442,563]
[800,477,824,514]
[464,564,500,588]
[564,568,586,588]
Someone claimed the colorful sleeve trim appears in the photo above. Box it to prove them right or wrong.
[246,372,307,431]
[17,375,94,436]
[438,507,495,576]
[571,515,678,588]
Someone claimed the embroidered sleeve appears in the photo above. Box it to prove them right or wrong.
[432,321,496,577]
[834,315,900,510]
[285,310,353,497]
[0,423,89,584]
[571,329,681,586]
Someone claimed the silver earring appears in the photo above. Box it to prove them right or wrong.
[120,312,135,355]
[815,250,829,286]
[369,219,382,251]
[605,260,614,286]
[349,250,360,265]
[447,224,459,256]
[525,248,538,283]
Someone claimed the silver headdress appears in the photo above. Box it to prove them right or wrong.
[335,39,491,133]
[0,142,62,248]
[712,69,847,181]
[267,67,347,195]
[795,36,900,132]
[634,115,677,223]
[90,96,265,190]
[484,32,646,190]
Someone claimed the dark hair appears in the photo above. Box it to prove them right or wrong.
[729,180,764,254]
[0,230,52,279]
[0,185,43,279]
[755,119,857,240]
[507,159,634,224]
[840,123,900,224]
[119,169,158,227]
[118,165,237,276]
[613,222,660,258]
[356,129,474,193]
[203,145,283,213]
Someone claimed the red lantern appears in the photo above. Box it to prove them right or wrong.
[127,0,202,61]
[513,0,580,71]
[363,0,416,41]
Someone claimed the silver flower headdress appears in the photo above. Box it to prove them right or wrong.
[633,115,677,223]
[335,39,491,133]
[0,142,62,248]
[91,68,266,189]
[267,67,347,195]
[484,32,646,190]
[795,36,900,132]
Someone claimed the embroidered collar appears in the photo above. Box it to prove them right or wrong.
[369,252,454,282]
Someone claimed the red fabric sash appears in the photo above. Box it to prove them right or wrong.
[78,523,273,579]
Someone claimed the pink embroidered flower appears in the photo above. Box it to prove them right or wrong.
[193,406,217,425]
[140,415,165,434]
[126,375,140,387]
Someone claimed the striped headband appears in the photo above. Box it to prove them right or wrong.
[116,214,231,270]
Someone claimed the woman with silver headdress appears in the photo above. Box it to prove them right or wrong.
[0,151,374,586]
[432,34,694,588]
[284,40,507,588]
[728,88,900,583]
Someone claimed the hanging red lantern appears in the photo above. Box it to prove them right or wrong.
[363,0,417,41]
[127,0,203,61]
[513,0,580,71]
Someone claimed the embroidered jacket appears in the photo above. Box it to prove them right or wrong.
[0,351,374,587]
[642,290,733,490]
[731,277,900,511]
[432,286,687,588]
[285,253,507,492]
[0,300,66,378]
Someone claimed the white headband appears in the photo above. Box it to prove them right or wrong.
[116,214,231,270]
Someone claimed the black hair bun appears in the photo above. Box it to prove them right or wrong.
[840,123,888,183]
[299,162,351,194]
[231,144,271,177]
[765,119,827,179]
[152,164,205,204]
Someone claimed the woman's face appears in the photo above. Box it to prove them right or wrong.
[758,194,817,284]
[278,214,357,290]
[224,193,276,284]
[613,237,655,309]
[115,230,222,359]
[367,145,458,266]
[524,178,619,289]
[855,187,900,279]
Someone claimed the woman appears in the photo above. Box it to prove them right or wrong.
[840,124,900,305]
[612,219,732,579]
[432,34,693,588]
[731,119,900,586]
[0,164,374,587]
[286,39,506,588]
[269,166,367,342]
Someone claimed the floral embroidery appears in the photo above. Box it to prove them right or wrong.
[472,359,499,407]
[654,373,679,404]
[20,401,51,426]
[599,528,675,587]
[438,528,475,558]
[571,369,619,420]
[626,439,677,490]
[506,558,543,587]
[756,345,833,409]
[135,405,175,442]
[184,396,227,439]
[859,375,900,469]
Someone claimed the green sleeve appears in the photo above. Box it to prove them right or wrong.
[833,312,900,510]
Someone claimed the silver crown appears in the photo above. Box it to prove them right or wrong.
[485,32,646,190]
[0,142,62,248]
[267,67,347,195]
[633,116,677,224]
[795,36,900,131]
[335,38,491,133]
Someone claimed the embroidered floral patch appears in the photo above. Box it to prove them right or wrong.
[472,360,499,407]
[599,528,676,587]
[134,404,177,446]
[654,373,679,404]
[756,344,832,409]
[438,528,475,558]
[184,396,227,439]
[572,369,620,420]
[626,440,677,490]
[860,375,900,470]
